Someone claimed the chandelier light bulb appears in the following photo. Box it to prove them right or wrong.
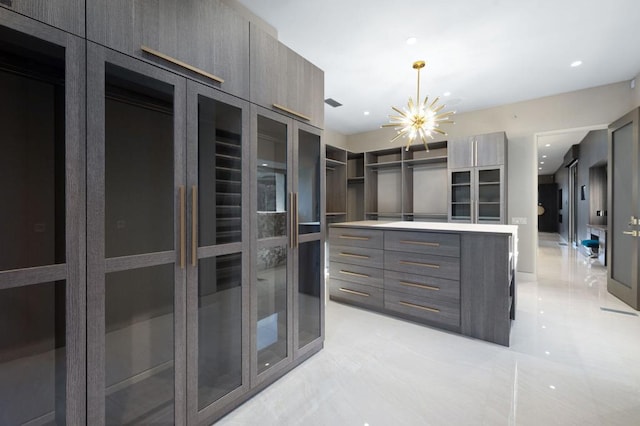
[382,60,455,150]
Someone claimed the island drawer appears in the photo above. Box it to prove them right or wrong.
[330,245,384,268]
[330,227,384,249]
[329,279,383,309]
[384,270,459,303]
[384,251,460,281]
[384,231,460,257]
[330,262,383,288]
[384,291,460,328]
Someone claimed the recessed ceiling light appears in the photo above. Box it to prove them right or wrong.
[540,161,545,164]
[539,167,542,170]
[406,37,417,45]
[571,60,583,67]
[364,111,370,116]
[545,143,551,147]
[443,91,451,97]
[261,163,268,167]
[543,155,547,158]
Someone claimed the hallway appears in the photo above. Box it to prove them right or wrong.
[219,233,640,425]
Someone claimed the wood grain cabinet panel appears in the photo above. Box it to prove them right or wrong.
[384,270,459,303]
[250,22,324,129]
[329,279,384,310]
[330,262,383,288]
[86,0,249,98]
[384,291,460,329]
[384,230,460,257]
[330,245,384,269]
[0,0,85,36]
[329,227,383,249]
[384,250,460,281]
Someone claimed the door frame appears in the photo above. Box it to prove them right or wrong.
[86,42,188,425]
[607,108,640,309]
[0,11,86,424]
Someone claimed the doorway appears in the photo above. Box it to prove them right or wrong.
[568,161,579,246]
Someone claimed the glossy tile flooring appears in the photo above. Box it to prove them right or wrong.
[218,233,640,425]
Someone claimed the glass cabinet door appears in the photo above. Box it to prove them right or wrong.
[0,22,85,425]
[476,167,503,223]
[295,127,323,352]
[450,170,473,222]
[254,110,292,380]
[87,45,187,426]
[186,82,249,421]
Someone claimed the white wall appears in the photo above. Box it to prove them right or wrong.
[634,73,640,108]
[324,128,349,150]
[336,80,636,273]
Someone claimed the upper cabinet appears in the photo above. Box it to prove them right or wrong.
[0,0,85,36]
[250,23,324,129]
[86,0,249,98]
[448,131,506,169]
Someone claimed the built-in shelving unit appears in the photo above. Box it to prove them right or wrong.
[325,145,347,225]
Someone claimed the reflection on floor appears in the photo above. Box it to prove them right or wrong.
[218,232,640,426]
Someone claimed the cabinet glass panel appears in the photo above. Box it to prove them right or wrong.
[257,116,288,239]
[298,130,321,234]
[0,281,66,425]
[452,186,471,203]
[198,253,242,409]
[105,264,175,425]
[256,245,288,373]
[298,240,321,348]
[478,204,500,221]
[478,184,500,203]
[198,96,243,246]
[452,204,471,219]
[451,170,470,184]
[0,29,65,272]
[105,65,174,258]
[478,169,500,183]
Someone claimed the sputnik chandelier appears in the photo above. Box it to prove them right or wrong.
[382,60,454,151]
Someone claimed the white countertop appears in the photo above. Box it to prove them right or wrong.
[332,220,518,236]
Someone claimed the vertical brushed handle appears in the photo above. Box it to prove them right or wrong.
[294,192,299,248]
[179,186,186,269]
[289,192,295,248]
[192,186,197,267]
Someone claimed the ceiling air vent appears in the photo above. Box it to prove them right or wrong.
[324,98,342,108]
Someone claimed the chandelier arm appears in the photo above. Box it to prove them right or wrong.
[429,97,440,109]
[390,131,406,143]
[432,128,447,135]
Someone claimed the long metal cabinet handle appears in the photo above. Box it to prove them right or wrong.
[340,252,370,259]
[399,301,440,313]
[399,281,440,291]
[272,104,311,122]
[339,235,370,241]
[295,192,299,248]
[192,186,197,267]
[399,260,440,269]
[339,288,370,297]
[179,186,186,269]
[339,270,370,278]
[623,230,638,236]
[399,240,440,247]
[289,192,295,248]
[141,46,224,84]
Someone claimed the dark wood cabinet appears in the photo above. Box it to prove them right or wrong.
[87,0,250,98]
[0,12,86,425]
[0,0,85,36]
[250,23,324,129]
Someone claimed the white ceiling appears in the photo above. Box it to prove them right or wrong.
[536,129,590,175]
[237,0,640,174]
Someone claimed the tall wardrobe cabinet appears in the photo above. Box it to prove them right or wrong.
[0,2,324,425]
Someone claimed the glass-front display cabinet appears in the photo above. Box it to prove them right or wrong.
[252,107,324,385]
[0,17,86,426]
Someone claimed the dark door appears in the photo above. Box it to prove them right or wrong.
[87,43,187,425]
[608,108,640,310]
[0,18,85,425]
[538,183,559,233]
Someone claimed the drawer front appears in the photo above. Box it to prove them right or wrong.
[384,251,460,281]
[329,227,384,249]
[330,262,383,288]
[385,231,460,257]
[330,245,384,269]
[329,279,383,309]
[384,291,460,328]
[384,270,459,303]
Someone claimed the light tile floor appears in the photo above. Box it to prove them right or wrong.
[218,233,640,425]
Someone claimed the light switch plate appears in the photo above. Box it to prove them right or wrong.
[512,217,527,225]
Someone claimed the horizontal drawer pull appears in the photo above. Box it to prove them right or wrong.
[339,235,371,241]
[339,288,370,297]
[399,260,440,269]
[273,104,311,121]
[141,46,224,83]
[399,301,440,313]
[339,270,370,278]
[399,240,440,247]
[340,252,370,259]
[399,281,440,291]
